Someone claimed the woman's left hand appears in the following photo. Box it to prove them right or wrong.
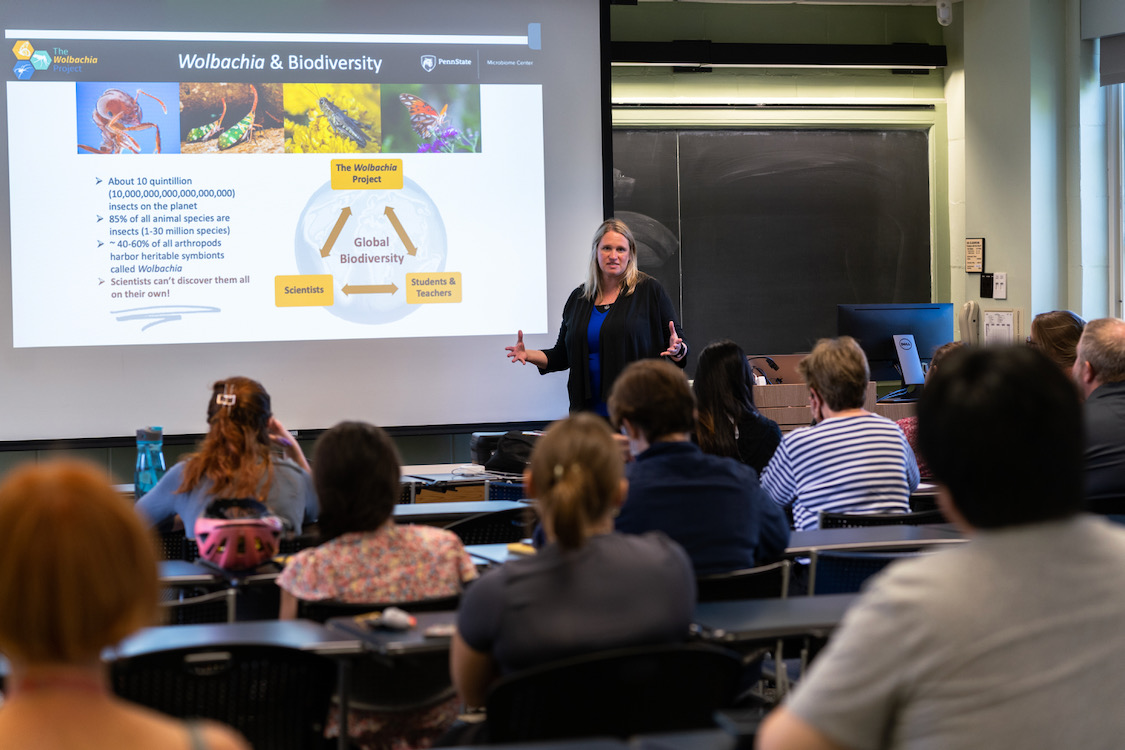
[268,417,311,472]
[661,321,687,361]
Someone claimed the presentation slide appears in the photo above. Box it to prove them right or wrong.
[0,0,605,442]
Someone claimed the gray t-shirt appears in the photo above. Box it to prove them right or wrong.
[786,515,1125,749]
[457,531,695,674]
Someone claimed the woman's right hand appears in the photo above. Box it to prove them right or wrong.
[506,330,529,364]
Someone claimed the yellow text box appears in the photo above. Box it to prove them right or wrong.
[406,272,462,304]
[330,159,403,190]
[275,275,334,307]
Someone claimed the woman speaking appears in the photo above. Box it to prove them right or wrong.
[506,218,687,415]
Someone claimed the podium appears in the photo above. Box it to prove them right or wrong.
[752,382,914,432]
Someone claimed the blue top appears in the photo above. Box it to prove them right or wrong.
[586,306,610,416]
[616,441,790,575]
[135,457,318,538]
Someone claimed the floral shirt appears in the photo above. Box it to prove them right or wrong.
[896,416,929,478]
[277,523,477,603]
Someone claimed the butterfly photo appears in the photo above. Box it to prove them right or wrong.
[381,85,481,154]
[399,93,448,139]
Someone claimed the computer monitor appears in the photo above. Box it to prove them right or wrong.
[837,303,954,382]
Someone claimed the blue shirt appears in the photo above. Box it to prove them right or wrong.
[135,458,318,538]
[586,306,610,416]
[616,441,790,575]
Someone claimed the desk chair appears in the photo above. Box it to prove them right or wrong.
[695,560,792,699]
[160,587,237,624]
[696,560,790,603]
[818,508,945,528]
[302,597,462,723]
[111,644,336,750]
[159,529,200,562]
[484,478,525,502]
[808,550,924,595]
[443,506,530,545]
[485,643,742,743]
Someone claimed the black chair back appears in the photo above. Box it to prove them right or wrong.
[443,506,530,545]
[696,560,790,602]
[159,529,200,562]
[159,587,236,624]
[111,645,335,750]
[809,550,923,595]
[818,508,945,528]
[486,643,742,743]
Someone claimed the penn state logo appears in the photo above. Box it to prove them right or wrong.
[420,55,437,72]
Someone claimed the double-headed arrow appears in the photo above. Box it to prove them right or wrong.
[319,207,353,258]
[342,282,398,296]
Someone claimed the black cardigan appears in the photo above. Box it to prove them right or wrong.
[540,274,685,412]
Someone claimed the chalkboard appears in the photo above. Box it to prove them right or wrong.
[612,129,932,366]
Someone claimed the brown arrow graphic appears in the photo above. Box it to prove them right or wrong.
[320,206,353,258]
[383,206,417,256]
[342,282,398,296]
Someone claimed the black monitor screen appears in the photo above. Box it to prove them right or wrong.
[837,303,954,381]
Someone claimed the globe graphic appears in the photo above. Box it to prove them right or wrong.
[294,177,446,324]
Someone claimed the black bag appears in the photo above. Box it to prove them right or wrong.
[484,431,538,474]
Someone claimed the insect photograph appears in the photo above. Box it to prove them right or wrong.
[380,84,481,154]
[179,83,283,154]
[76,82,180,155]
[283,83,380,154]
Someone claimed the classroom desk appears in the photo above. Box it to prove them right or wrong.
[466,542,531,566]
[467,526,965,567]
[692,593,859,646]
[786,524,965,556]
[393,500,528,526]
[327,610,459,658]
[159,559,222,586]
[112,618,364,659]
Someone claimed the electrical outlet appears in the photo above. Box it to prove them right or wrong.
[993,272,1007,300]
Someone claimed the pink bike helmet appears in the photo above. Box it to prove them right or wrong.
[194,499,283,571]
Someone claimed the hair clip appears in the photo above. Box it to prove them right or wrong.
[216,383,236,408]
[554,464,564,481]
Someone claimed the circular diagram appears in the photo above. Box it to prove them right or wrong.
[294,176,446,324]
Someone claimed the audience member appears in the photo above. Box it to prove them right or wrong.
[0,461,248,750]
[1072,317,1125,514]
[135,376,317,538]
[609,358,789,575]
[693,340,782,474]
[757,344,1125,750]
[760,337,919,530]
[1029,309,1086,371]
[895,341,962,477]
[277,421,477,750]
[452,413,694,708]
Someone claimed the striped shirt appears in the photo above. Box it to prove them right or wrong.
[761,412,920,531]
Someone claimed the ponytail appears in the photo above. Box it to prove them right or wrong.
[530,414,622,550]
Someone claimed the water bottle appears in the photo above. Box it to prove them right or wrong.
[135,427,166,499]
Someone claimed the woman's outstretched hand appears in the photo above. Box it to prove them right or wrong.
[506,330,529,364]
[661,321,686,360]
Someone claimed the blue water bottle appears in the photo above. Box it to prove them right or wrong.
[135,427,166,499]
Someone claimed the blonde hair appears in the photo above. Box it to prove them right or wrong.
[0,461,159,663]
[1031,310,1086,370]
[799,337,870,411]
[582,218,641,302]
[529,413,623,550]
